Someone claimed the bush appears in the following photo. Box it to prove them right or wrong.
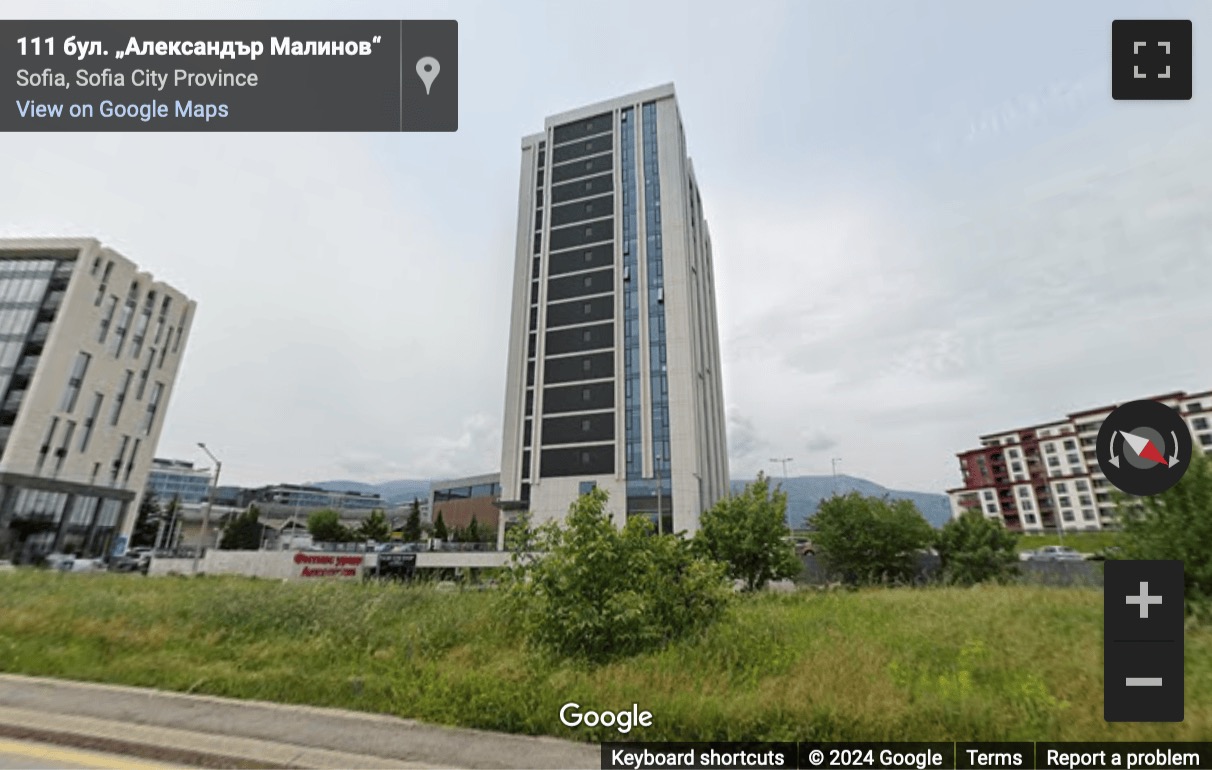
[935,510,1020,585]
[503,487,730,662]
[695,473,801,591]
[1115,451,1212,612]
[810,493,934,585]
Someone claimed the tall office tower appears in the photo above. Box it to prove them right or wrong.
[499,84,728,534]
[0,238,195,562]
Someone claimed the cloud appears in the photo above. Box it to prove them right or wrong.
[709,115,1212,492]
[803,432,838,454]
[726,409,767,478]
[960,75,1097,147]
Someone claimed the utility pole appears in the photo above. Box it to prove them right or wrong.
[194,443,222,575]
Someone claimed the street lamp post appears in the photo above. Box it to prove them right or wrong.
[194,443,222,575]
[655,448,664,536]
[770,457,793,482]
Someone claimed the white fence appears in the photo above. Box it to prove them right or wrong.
[148,549,513,579]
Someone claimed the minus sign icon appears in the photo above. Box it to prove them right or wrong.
[1126,677,1163,686]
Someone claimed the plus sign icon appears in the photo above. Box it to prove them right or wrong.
[1104,561,1185,722]
[1112,20,1193,100]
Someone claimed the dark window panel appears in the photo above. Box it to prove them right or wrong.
[549,219,613,251]
[546,295,614,328]
[542,381,614,413]
[551,153,613,185]
[540,444,615,477]
[550,195,615,228]
[547,268,614,302]
[549,243,614,276]
[552,112,612,145]
[544,351,614,384]
[543,412,615,444]
[545,322,614,356]
[552,135,613,164]
[551,173,614,205]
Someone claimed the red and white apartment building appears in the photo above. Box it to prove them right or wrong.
[947,390,1212,532]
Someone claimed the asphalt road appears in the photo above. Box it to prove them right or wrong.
[0,738,185,770]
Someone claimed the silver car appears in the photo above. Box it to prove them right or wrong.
[1029,545,1087,562]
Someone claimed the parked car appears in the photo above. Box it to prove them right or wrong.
[43,552,75,571]
[1027,545,1087,562]
[110,548,152,574]
[44,553,106,572]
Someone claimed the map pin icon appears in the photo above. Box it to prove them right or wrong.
[416,57,440,95]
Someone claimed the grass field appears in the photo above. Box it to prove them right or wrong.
[0,570,1207,742]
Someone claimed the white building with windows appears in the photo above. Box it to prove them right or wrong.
[0,239,195,562]
[498,84,729,534]
[947,389,1212,532]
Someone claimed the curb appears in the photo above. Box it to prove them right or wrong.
[0,674,599,769]
[0,707,431,769]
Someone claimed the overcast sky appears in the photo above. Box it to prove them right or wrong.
[3,0,1210,492]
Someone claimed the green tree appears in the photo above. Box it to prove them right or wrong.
[358,509,390,541]
[810,492,934,585]
[130,495,162,548]
[432,511,448,541]
[403,498,422,542]
[935,509,1020,585]
[219,505,263,550]
[161,495,182,550]
[694,472,801,591]
[307,508,345,542]
[466,515,484,543]
[1115,451,1212,611]
[504,487,730,662]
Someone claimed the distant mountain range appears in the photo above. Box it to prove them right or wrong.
[310,474,952,528]
[730,475,952,529]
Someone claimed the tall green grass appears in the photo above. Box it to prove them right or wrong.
[0,571,1207,742]
[1017,532,1120,553]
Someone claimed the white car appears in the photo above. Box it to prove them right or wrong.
[1028,545,1087,562]
[44,553,106,572]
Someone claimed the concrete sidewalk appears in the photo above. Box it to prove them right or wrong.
[0,674,600,769]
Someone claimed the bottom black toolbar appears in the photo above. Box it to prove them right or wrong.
[600,743,1212,770]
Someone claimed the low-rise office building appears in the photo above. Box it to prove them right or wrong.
[146,457,212,504]
[430,473,500,535]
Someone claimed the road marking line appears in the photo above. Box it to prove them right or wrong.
[0,738,180,770]
[1126,677,1163,686]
